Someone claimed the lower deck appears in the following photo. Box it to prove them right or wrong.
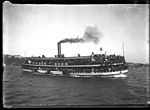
[22,63,128,71]
[22,64,128,77]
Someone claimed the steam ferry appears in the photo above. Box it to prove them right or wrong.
[22,43,128,77]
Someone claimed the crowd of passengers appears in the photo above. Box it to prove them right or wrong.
[23,65,128,73]
[65,54,125,65]
[24,54,125,66]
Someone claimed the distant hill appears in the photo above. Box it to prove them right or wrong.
[127,62,149,67]
[3,54,24,66]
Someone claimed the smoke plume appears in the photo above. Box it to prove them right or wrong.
[58,26,102,44]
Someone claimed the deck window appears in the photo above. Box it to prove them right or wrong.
[65,62,68,66]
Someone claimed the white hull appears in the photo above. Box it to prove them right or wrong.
[22,68,128,78]
[37,70,47,73]
[51,71,63,75]
[70,70,128,77]
[3,63,6,67]
[113,74,127,78]
[22,69,33,72]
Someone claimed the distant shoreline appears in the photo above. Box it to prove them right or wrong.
[127,62,149,67]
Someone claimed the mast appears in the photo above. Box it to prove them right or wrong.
[122,42,124,57]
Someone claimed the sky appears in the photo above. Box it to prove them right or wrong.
[3,2,149,64]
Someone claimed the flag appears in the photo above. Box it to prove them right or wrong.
[100,47,102,51]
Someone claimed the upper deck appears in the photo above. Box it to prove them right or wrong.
[23,54,126,66]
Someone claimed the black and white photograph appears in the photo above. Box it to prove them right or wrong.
[3,1,149,108]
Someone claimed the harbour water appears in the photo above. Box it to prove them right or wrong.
[3,65,149,108]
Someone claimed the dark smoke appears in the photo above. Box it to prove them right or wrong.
[58,26,102,44]
[58,37,84,44]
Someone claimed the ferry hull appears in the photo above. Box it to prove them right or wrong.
[22,68,128,78]
[69,70,128,77]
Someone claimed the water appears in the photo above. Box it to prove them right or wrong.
[3,65,149,107]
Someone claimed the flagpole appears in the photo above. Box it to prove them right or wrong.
[122,42,124,57]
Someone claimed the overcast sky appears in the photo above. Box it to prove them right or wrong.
[3,2,149,63]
